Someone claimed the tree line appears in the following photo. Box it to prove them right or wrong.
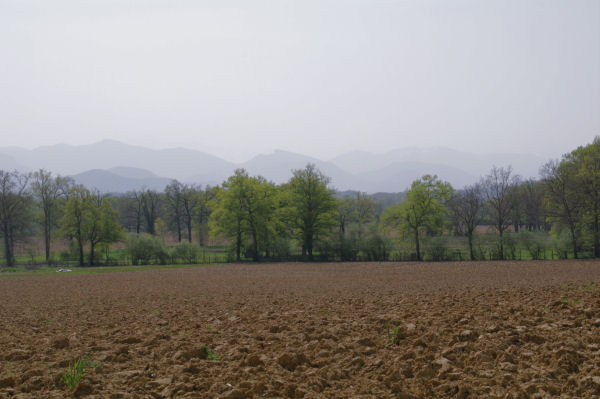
[0,138,599,266]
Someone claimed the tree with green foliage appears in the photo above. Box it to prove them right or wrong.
[210,169,276,261]
[0,170,33,266]
[354,192,377,239]
[335,197,355,238]
[571,137,600,257]
[283,164,336,261]
[31,169,73,262]
[333,197,358,260]
[61,187,123,266]
[541,159,584,259]
[381,175,453,261]
[210,184,243,261]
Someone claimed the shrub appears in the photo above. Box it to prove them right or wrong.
[269,236,291,258]
[362,233,392,261]
[314,239,335,261]
[337,236,359,261]
[520,231,546,260]
[551,229,574,259]
[126,234,169,265]
[171,242,202,264]
[502,233,518,260]
[424,236,450,261]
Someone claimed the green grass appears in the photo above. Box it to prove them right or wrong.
[385,324,403,346]
[201,345,219,361]
[561,297,581,306]
[60,355,98,390]
[0,262,221,278]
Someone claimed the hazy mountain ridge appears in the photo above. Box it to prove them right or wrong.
[0,139,235,183]
[356,161,478,193]
[330,146,546,178]
[0,153,25,172]
[71,169,173,193]
[0,140,548,193]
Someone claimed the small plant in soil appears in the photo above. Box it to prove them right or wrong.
[386,324,402,346]
[61,355,98,389]
[201,345,219,360]
[585,282,595,291]
[46,362,57,388]
[561,297,580,306]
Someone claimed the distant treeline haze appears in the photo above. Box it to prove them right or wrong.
[0,138,599,266]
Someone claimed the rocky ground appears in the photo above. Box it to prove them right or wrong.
[1,260,600,398]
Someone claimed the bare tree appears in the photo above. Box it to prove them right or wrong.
[448,183,484,260]
[195,186,215,245]
[165,180,184,242]
[31,169,73,262]
[131,190,145,233]
[482,166,520,260]
[522,179,546,231]
[0,170,32,266]
[141,189,161,235]
[181,184,200,243]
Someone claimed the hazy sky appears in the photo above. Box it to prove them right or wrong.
[1,0,598,162]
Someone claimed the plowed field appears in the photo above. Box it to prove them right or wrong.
[1,260,600,398]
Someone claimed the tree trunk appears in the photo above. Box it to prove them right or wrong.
[44,227,51,262]
[415,228,421,261]
[89,242,95,266]
[467,231,475,261]
[252,234,259,262]
[44,213,51,262]
[4,228,13,267]
[498,229,504,260]
[187,217,192,243]
[570,224,578,259]
[250,226,259,262]
[236,220,242,261]
[78,238,84,267]
[594,212,599,258]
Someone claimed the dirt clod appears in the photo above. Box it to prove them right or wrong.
[277,353,307,371]
[51,336,69,349]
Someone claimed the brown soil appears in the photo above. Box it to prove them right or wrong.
[1,260,600,398]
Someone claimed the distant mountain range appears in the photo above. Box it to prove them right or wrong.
[0,140,549,193]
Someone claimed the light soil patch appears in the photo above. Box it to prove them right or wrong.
[1,260,600,398]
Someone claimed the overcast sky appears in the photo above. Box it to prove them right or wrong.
[0,0,598,162]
